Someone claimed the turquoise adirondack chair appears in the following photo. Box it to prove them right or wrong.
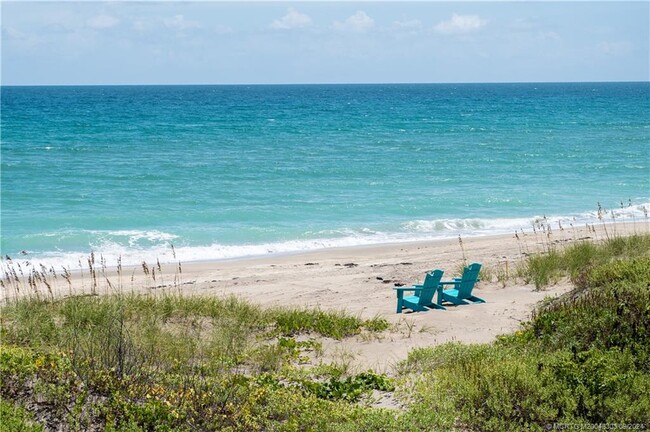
[439,262,485,306]
[394,269,445,313]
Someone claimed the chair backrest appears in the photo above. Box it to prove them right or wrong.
[417,269,444,305]
[457,263,481,298]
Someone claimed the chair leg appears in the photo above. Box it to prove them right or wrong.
[468,295,486,304]
[434,287,447,310]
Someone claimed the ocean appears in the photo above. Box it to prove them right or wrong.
[1,82,649,269]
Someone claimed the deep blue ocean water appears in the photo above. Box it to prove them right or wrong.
[1,83,649,268]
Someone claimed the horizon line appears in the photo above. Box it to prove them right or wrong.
[3,79,649,88]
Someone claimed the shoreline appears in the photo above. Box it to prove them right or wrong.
[4,202,649,272]
[7,214,650,274]
[3,220,646,298]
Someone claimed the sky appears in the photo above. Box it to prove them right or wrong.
[2,1,649,85]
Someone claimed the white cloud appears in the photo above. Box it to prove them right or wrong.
[213,24,233,35]
[133,15,215,35]
[393,19,422,31]
[271,7,312,30]
[163,15,201,31]
[333,11,374,33]
[132,20,153,32]
[538,31,561,42]
[2,26,41,49]
[599,41,632,56]
[3,26,28,40]
[510,17,538,32]
[435,13,486,35]
[87,14,119,29]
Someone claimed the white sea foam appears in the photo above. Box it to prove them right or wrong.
[402,217,533,234]
[4,203,649,274]
[96,230,178,248]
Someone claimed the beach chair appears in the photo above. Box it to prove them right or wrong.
[439,262,485,306]
[394,269,445,313]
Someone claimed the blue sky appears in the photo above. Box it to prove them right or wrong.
[2,1,649,85]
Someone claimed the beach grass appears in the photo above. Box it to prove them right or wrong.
[522,233,650,289]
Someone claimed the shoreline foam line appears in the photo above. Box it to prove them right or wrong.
[2,217,648,280]
[2,202,649,271]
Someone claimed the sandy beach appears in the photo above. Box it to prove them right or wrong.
[166,229,572,372]
[9,222,644,373]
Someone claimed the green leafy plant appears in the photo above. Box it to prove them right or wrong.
[300,371,395,402]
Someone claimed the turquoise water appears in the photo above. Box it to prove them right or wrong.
[1,83,649,267]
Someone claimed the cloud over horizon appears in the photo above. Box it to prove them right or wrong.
[393,19,423,31]
[271,7,312,30]
[163,15,201,31]
[333,11,374,32]
[435,13,486,35]
[87,14,119,30]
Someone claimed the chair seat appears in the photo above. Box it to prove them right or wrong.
[442,288,459,297]
[442,288,485,305]
[403,294,420,304]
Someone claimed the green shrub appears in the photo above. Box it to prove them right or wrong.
[543,348,650,424]
[401,344,561,431]
[525,258,650,369]
[300,371,395,402]
[400,344,650,431]
[586,256,650,287]
[0,399,43,432]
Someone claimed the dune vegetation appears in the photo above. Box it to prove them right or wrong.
[1,233,649,431]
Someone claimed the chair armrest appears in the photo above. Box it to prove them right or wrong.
[394,286,420,292]
[441,278,480,286]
